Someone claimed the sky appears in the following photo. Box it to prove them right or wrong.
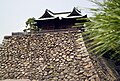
[0,0,95,43]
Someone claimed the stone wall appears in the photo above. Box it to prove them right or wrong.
[0,79,30,81]
[0,29,119,81]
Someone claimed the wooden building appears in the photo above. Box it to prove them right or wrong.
[35,7,87,30]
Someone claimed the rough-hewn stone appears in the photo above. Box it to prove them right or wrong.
[0,29,119,81]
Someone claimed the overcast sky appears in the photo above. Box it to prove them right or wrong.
[0,0,95,43]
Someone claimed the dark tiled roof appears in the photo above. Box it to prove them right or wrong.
[38,7,85,20]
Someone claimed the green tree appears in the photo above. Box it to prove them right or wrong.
[84,0,120,63]
[23,17,38,32]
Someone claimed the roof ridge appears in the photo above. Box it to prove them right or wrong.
[53,12,71,15]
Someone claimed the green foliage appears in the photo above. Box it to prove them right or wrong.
[23,17,38,32]
[84,0,120,63]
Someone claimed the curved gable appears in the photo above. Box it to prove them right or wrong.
[68,7,82,17]
[39,9,54,18]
